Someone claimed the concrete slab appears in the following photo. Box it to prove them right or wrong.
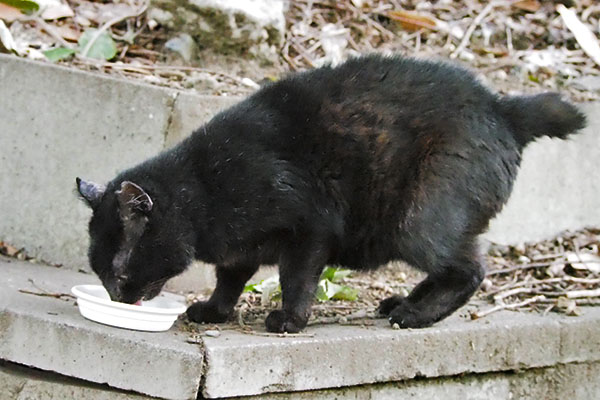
[3,257,600,399]
[0,54,240,274]
[164,91,240,148]
[0,54,175,271]
[228,362,600,400]
[0,257,203,400]
[0,360,153,400]
[200,310,563,398]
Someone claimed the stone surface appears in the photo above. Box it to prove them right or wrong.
[164,91,239,148]
[149,0,286,62]
[3,258,600,399]
[0,54,240,275]
[0,54,175,271]
[0,257,203,400]
[200,310,562,398]
[0,360,153,400]
[228,362,600,400]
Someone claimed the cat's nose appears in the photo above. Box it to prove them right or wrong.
[104,282,122,302]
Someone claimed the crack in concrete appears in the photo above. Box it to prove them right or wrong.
[163,91,180,148]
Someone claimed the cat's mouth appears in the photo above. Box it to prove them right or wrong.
[138,278,168,302]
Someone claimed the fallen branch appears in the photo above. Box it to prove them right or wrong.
[566,288,600,299]
[470,295,546,320]
[18,289,75,300]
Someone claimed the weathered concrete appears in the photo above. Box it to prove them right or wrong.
[201,311,566,398]
[0,257,203,400]
[165,91,239,148]
[0,54,238,274]
[3,359,600,400]
[2,257,600,399]
[0,360,153,400]
[229,362,600,400]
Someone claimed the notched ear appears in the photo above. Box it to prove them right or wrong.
[116,181,153,217]
[76,177,106,208]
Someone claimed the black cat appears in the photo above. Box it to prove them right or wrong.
[77,55,586,333]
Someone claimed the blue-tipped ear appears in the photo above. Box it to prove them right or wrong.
[76,177,106,208]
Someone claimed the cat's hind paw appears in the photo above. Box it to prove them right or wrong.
[387,301,436,329]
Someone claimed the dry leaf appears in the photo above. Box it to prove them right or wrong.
[557,4,600,66]
[512,0,541,13]
[0,19,16,52]
[557,296,580,316]
[0,3,23,22]
[566,252,600,273]
[0,241,20,257]
[55,24,81,41]
[388,10,437,32]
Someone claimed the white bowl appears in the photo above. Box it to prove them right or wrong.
[71,284,187,332]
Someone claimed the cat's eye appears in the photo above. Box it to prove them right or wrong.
[117,274,129,282]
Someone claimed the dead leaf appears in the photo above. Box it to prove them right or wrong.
[512,0,541,13]
[0,241,20,257]
[0,19,16,52]
[566,252,600,273]
[388,10,437,32]
[42,3,74,20]
[556,296,581,316]
[557,4,600,66]
[0,3,23,22]
[55,24,80,41]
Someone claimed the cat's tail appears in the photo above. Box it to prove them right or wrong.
[497,92,587,147]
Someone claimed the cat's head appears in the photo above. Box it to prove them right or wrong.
[76,177,191,304]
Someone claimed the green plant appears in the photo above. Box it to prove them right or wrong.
[244,266,358,304]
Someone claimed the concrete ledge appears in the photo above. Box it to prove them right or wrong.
[0,54,239,273]
[0,360,153,400]
[2,258,600,399]
[0,258,203,400]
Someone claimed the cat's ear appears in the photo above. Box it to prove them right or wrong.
[116,181,153,217]
[76,177,106,208]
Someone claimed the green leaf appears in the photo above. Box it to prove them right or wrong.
[43,47,76,62]
[243,283,258,293]
[0,0,39,13]
[316,280,358,302]
[320,267,352,283]
[331,285,358,301]
[78,29,117,60]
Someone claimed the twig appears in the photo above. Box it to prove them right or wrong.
[566,288,600,299]
[471,295,546,320]
[80,1,148,59]
[21,17,72,48]
[451,1,499,59]
[241,330,315,338]
[18,289,75,300]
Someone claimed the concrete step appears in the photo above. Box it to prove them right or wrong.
[2,257,600,399]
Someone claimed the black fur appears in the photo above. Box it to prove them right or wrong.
[77,55,586,332]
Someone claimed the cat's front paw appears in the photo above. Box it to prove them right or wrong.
[265,310,306,333]
[388,301,434,329]
[186,301,230,323]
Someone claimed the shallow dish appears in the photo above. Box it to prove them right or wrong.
[71,284,187,332]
